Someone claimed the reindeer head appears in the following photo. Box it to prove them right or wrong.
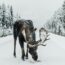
[28,42,38,61]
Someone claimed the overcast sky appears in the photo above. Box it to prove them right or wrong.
[0,0,64,28]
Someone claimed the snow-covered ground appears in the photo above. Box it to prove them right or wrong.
[0,32,65,65]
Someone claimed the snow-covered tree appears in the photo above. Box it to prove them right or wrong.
[62,1,65,30]
[44,1,65,36]
[0,4,19,37]
[9,6,13,28]
[0,5,2,26]
[1,4,6,27]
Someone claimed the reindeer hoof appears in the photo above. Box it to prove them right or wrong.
[21,56,25,61]
[26,54,28,59]
[13,53,16,57]
[22,58,25,61]
[26,57,28,59]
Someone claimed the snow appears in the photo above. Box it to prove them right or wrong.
[0,32,65,65]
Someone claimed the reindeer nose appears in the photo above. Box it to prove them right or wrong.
[32,53,38,61]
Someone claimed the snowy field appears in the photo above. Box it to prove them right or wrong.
[0,31,65,65]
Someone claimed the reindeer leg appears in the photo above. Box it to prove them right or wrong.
[14,38,17,57]
[26,44,28,59]
[22,47,25,60]
[19,33,25,60]
[13,28,18,57]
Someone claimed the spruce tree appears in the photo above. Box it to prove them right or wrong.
[10,6,13,28]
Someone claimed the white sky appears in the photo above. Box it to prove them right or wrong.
[0,0,64,28]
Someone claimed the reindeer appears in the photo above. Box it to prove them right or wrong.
[13,20,49,61]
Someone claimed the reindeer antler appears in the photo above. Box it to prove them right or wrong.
[38,28,50,46]
[36,33,50,47]
[28,33,50,48]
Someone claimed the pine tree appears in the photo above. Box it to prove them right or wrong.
[62,0,65,30]
[0,5,2,26]
[10,6,13,28]
[1,4,6,27]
